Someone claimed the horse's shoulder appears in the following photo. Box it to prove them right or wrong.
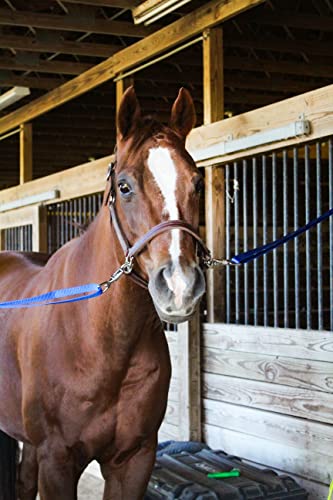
[0,251,50,272]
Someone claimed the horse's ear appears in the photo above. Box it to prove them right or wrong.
[117,86,141,139]
[170,87,196,140]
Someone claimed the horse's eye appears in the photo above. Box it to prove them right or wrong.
[194,176,204,194]
[118,182,132,197]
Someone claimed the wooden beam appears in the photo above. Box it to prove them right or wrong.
[0,8,150,37]
[0,57,92,76]
[0,0,265,135]
[0,34,120,58]
[203,27,225,324]
[225,35,333,59]
[0,74,65,90]
[63,0,137,7]
[19,123,33,185]
[250,12,333,32]
[224,55,333,79]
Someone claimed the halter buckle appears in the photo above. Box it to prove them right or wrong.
[99,256,134,293]
[203,257,240,268]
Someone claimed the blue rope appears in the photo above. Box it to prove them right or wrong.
[0,283,102,308]
[231,207,333,265]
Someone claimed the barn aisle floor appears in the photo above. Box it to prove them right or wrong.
[78,471,104,499]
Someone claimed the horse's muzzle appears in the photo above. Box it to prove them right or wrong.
[148,262,205,324]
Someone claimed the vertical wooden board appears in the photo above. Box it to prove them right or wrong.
[203,28,224,124]
[32,205,47,252]
[19,122,32,184]
[203,27,225,322]
[177,312,201,441]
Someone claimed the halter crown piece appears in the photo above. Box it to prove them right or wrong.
[104,153,215,291]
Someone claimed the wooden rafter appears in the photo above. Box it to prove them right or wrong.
[0,74,64,90]
[224,55,333,79]
[63,0,138,7]
[225,36,333,59]
[0,8,151,37]
[0,34,120,58]
[0,57,92,75]
[0,0,266,134]
[250,12,333,31]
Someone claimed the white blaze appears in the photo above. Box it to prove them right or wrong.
[147,147,187,307]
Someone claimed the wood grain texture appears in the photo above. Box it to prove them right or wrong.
[158,421,179,441]
[19,123,32,185]
[203,372,333,424]
[203,398,333,456]
[0,8,150,37]
[177,315,201,441]
[203,346,333,393]
[187,83,333,165]
[0,0,264,134]
[203,27,225,323]
[202,323,333,362]
[203,424,332,485]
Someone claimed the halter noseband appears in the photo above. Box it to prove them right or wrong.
[105,156,212,290]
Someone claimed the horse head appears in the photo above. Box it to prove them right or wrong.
[113,86,206,324]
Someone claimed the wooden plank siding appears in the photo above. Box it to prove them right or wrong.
[202,323,333,498]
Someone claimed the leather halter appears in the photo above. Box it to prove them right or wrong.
[106,156,211,290]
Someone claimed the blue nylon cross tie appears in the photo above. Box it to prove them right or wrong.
[0,283,102,309]
[230,207,333,265]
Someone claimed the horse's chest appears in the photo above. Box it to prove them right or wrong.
[79,366,170,460]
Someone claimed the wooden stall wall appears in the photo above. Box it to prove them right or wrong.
[202,324,333,499]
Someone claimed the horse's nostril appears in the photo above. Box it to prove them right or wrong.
[166,306,172,313]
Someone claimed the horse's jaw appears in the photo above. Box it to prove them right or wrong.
[152,302,197,324]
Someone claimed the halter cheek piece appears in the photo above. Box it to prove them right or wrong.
[104,156,213,290]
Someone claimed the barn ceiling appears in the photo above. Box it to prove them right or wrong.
[0,0,332,189]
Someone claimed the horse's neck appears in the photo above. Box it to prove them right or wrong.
[69,205,160,350]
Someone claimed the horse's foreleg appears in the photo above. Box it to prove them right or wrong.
[100,437,157,500]
[36,443,83,500]
[17,443,38,500]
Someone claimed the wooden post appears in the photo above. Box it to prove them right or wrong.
[0,230,5,250]
[19,122,33,184]
[116,76,134,117]
[203,27,225,323]
[177,313,201,441]
[32,205,47,253]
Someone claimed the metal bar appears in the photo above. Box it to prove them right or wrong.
[225,164,231,323]
[293,147,300,329]
[114,36,204,82]
[253,157,258,326]
[329,138,333,332]
[243,160,249,325]
[283,149,289,328]
[304,144,312,329]
[234,162,240,324]
[316,141,323,330]
[0,127,20,142]
[262,155,268,326]
[272,152,278,327]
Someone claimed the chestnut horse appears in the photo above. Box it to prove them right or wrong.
[0,87,205,500]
